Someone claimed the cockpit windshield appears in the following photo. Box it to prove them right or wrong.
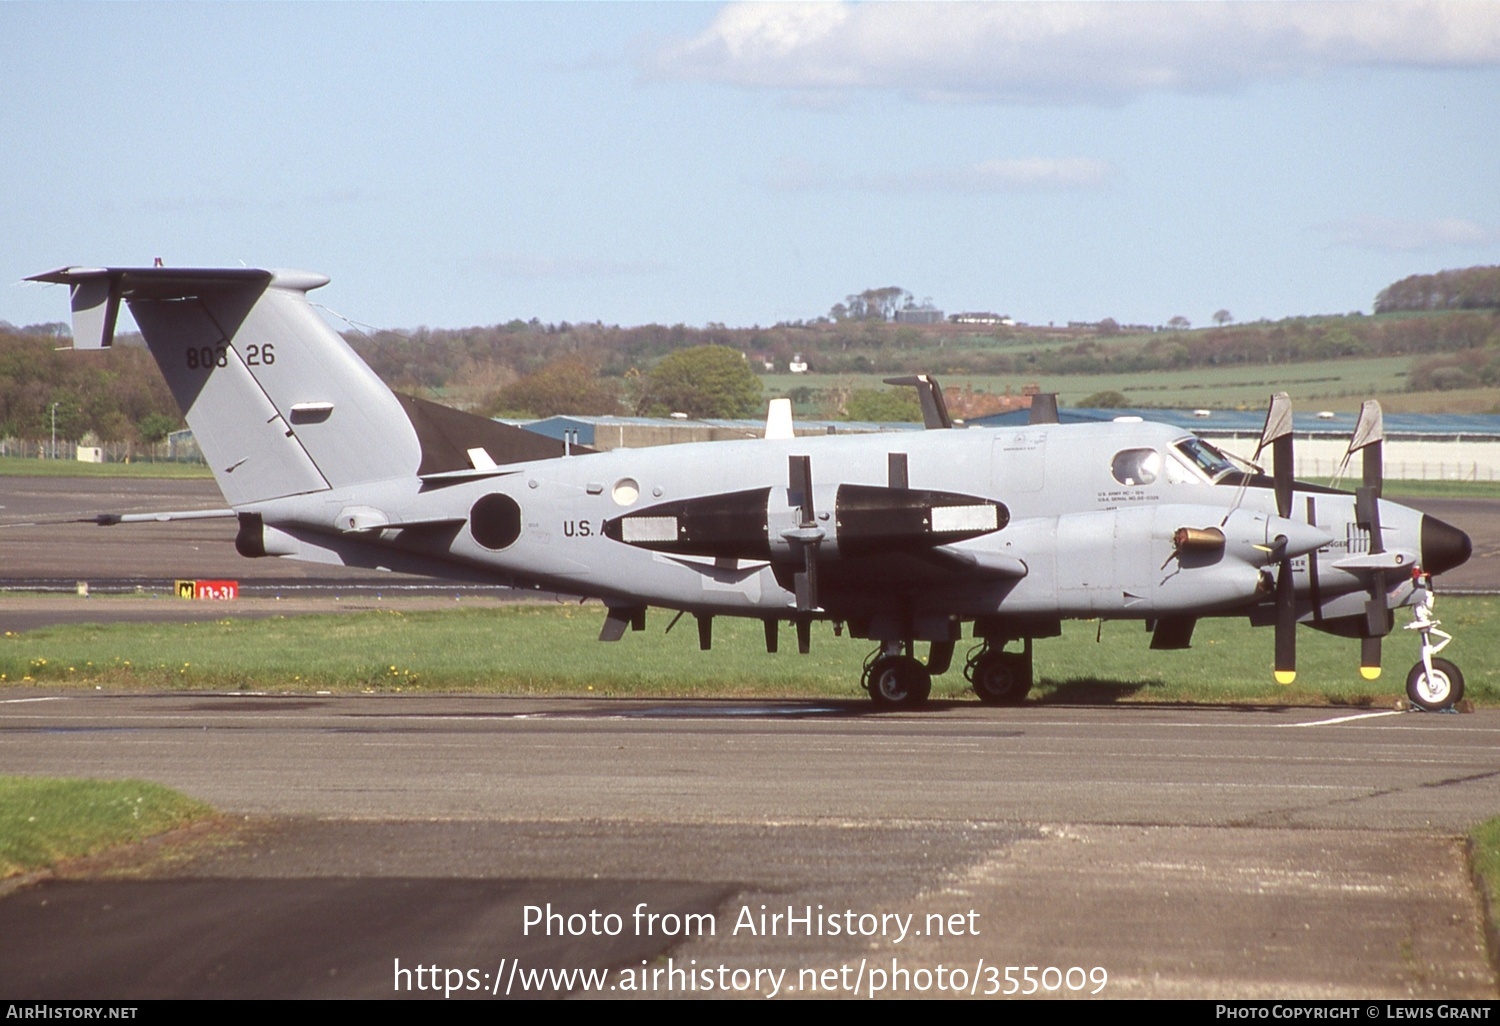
[1174,437,1237,483]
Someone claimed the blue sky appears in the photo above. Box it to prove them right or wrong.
[4,2,1499,331]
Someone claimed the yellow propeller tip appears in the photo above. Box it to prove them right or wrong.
[1360,666,1382,681]
[1274,670,1297,685]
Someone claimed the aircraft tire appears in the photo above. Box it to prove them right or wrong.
[970,651,1032,706]
[1405,658,1464,711]
[867,655,931,709]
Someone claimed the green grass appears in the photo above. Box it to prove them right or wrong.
[2,598,1494,706]
[0,777,215,878]
[0,456,212,479]
[1381,480,1500,499]
[1470,818,1500,939]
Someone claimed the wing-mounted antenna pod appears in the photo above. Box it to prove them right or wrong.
[1028,393,1060,425]
[1347,400,1389,679]
[882,375,952,429]
[1255,392,1298,683]
[764,397,795,440]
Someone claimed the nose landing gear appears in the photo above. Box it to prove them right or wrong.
[1403,575,1463,711]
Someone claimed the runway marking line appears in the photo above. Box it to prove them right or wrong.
[0,696,69,704]
[1283,710,1404,727]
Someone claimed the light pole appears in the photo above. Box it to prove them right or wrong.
[50,402,59,460]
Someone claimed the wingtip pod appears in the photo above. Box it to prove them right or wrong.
[266,269,331,292]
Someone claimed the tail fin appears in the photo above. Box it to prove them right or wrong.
[28,266,574,506]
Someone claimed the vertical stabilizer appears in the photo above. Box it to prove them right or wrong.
[29,266,423,505]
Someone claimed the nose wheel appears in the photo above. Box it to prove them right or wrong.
[1403,576,1463,711]
[1406,657,1464,711]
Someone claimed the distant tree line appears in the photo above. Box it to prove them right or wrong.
[1375,266,1500,313]
[6,264,1500,438]
[0,324,179,447]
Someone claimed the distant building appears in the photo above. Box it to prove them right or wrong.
[949,312,1006,325]
[789,353,809,374]
[894,305,944,325]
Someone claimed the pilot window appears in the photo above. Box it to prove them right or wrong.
[1110,448,1161,486]
[1174,437,1236,482]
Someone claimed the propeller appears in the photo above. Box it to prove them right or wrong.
[786,455,822,612]
[1346,401,1389,680]
[1255,393,1298,683]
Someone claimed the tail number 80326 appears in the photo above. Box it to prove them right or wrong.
[185,343,275,370]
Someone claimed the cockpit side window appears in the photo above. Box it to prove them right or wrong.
[1175,437,1235,482]
[1111,448,1162,486]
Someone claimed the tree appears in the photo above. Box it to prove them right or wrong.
[487,356,620,418]
[1167,315,1191,330]
[1213,309,1233,326]
[842,388,923,422]
[636,346,763,419]
[1077,390,1130,408]
[838,287,912,321]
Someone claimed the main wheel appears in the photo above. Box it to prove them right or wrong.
[866,655,932,709]
[969,650,1032,706]
[1406,658,1464,711]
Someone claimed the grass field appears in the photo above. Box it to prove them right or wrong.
[0,456,212,479]
[763,357,1418,411]
[2,598,1493,707]
[0,776,215,878]
[1471,817,1500,939]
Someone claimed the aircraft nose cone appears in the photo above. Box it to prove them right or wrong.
[1420,514,1472,576]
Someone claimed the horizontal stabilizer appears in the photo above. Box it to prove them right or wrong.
[28,267,286,350]
[91,508,236,526]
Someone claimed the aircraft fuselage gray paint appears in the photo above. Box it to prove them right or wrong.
[27,265,1473,709]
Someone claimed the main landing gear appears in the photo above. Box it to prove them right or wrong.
[860,637,1037,709]
[963,639,1034,706]
[1403,577,1464,711]
[863,650,933,709]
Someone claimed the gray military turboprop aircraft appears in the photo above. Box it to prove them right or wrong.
[28,265,1473,709]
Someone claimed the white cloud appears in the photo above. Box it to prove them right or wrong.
[769,156,1110,192]
[650,2,1500,104]
[1322,215,1500,251]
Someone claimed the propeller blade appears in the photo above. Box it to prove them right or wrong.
[1348,404,1392,680]
[1256,392,1294,520]
[789,455,820,611]
[794,556,818,611]
[1349,400,1384,499]
[1275,556,1296,684]
[1360,635,1381,681]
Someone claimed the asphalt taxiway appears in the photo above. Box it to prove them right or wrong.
[2,693,1497,998]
